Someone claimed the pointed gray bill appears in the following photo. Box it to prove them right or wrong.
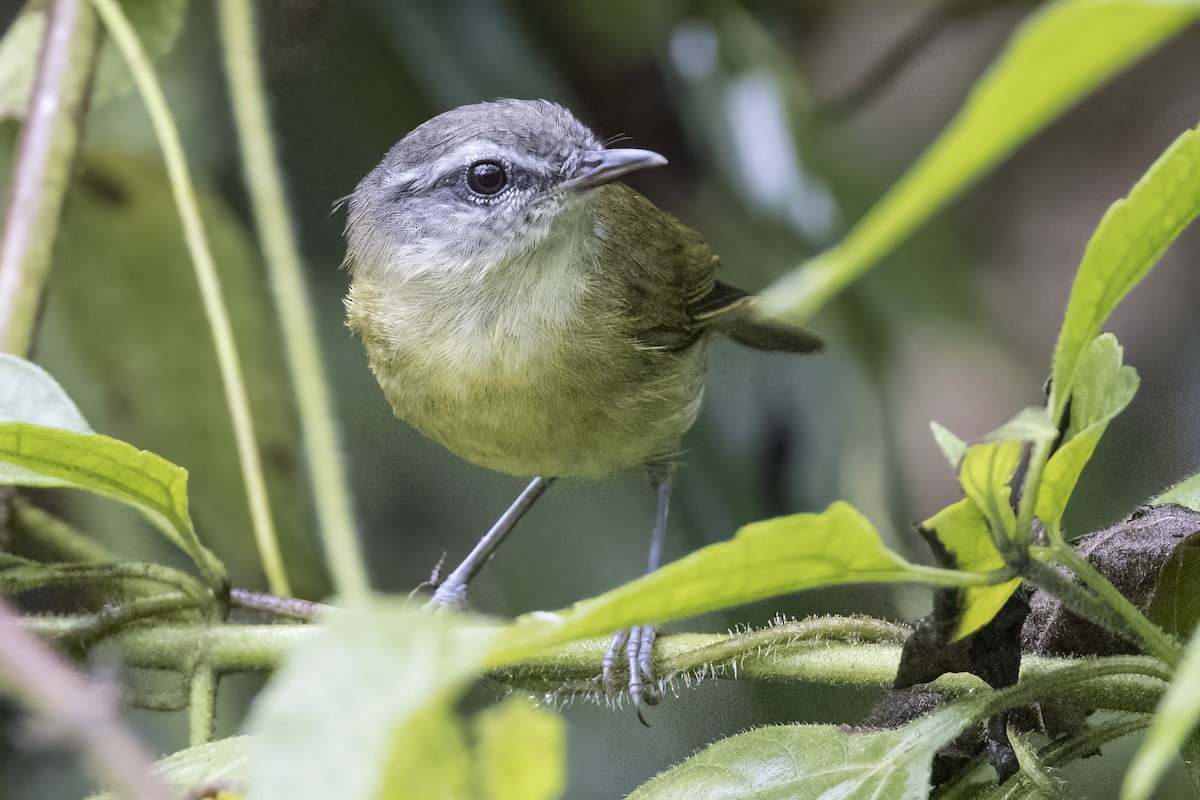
[562,148,668,190]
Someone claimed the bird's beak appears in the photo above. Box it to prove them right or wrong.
[562,148,668,190]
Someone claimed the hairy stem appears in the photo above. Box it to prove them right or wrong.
[90,0,289,597]
[9,498,111,563]
[188,666,218,747]
[216,0,369,604]
[0,0,99,355]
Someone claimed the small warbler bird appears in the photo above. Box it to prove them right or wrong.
[344,99,821,711]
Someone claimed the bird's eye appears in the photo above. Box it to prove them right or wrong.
[466,160,507,195]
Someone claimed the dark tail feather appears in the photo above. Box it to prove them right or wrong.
[695,280,823,354]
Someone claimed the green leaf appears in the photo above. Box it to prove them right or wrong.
[960,441,1022,548]
[246,602,500,800]
[1123,626,1200,800]
[474,699,565,800]
[495,502,975,663]
[0,0,188,120]
[0,421,225,586]
[1154,473,1200,512]
[1051,120,1200,420]
[89,735,248,800]
[762,0,1200,321]
[985,407,1058,446]
[0,354,92,485]
[1036,335,1138,534]
[629,694,994,800]
[925,499,1022,640]
[931,422,967,469]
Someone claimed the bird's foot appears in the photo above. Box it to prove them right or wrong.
[603,625,661,725]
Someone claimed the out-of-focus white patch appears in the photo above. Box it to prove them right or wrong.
[670,20,719,79]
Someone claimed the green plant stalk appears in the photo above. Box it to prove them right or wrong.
[188,666,217,747]
[1013,437,1049,553]
[0,0,99,355]
[1043,540,1182,668]
[90,0,290,597]
[216,0,368,604]
[3,561,214,609]
[22,591,195,644]
[11,498,111,562]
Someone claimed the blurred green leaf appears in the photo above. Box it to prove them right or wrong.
[1154,473,1200,512]
[931,422,967,470]
[985,407,1058,446]
[41,151,317,592]
[247,602,501,800]
[0,353,91,485]
[924,499,1022,640]
[1036,335,1138,534]
[1051,120,1200,420]
[474,699,565,800]
[628,690,999,800]
[762,0,1200,321]
[1123,625,1200,800]
[89,735,248,800]
[0,0,188,120]
[0,421,225,586]
[496,502,978,663]
[960,441,1022,548]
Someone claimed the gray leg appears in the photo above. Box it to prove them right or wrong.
[603,471,674,723]
[427,476,553,610]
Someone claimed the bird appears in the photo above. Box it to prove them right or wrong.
[343,98,822,713]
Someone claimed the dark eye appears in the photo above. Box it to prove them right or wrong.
[467,160,507,195]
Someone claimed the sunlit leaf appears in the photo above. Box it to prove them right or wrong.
[1123,626,1200,800]
[0,354,92,485]
[762,0,1200,321]
[960,441,1022,548]
[931,422,967,470]
[924,499,1021,640]
[1051,121,1200,419]
[89,736,248,800]
[246,603,500,800]
[1036,335,1138,534]
[629,691,997,800]
[0,0,189,120]
[0,421,225,586]
[985,407,1058,446]
[474,699,565,800]
[495,502,975,663]
[1154,473,1200,513]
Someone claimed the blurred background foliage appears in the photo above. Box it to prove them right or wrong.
[1,1,1199,797]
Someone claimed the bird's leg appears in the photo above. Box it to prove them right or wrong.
[426,476,554,610]
[603,470,674,722]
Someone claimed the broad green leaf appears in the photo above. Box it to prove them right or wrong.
[1123,626,1200,800]
[0,354,92,485]
[1036,335,1138,533]
[0,0,188,120]
[495,502,973,663]
[474,699,565,800]
[1051,121,1200,420]
[0,421,225,585]
[629,692,995,800]
[90,736,248,800]
[960,441,1022,548]
[41,151,318,593]
[246,603,500,800]
[1154,473,1200,512]
[985,407,1058,446]
[761,0,1200,320]
[931,422,967,469]
[925,499,1022,640]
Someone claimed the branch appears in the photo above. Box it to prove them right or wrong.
[0,0,99,355]
[0,597,168,800]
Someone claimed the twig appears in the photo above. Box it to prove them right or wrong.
[90,0,291,597]
[217,0,369,604]
[0,598,168,800]
[0,0,99,355]
[230,588,331,622]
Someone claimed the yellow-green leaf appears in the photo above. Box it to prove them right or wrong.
[475,699,565,800]
[762,0,1200,321]
[960,441,1022,549]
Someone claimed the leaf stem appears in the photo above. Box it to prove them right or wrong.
[0,0,99,356]
[188,666,218,747]
[216,0,368,604]
[89,0,290,597]
[10,497,111,562]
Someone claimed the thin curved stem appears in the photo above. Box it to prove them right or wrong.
[90,0,290,597]
[216,0,368,604]
[0,0,99,356]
